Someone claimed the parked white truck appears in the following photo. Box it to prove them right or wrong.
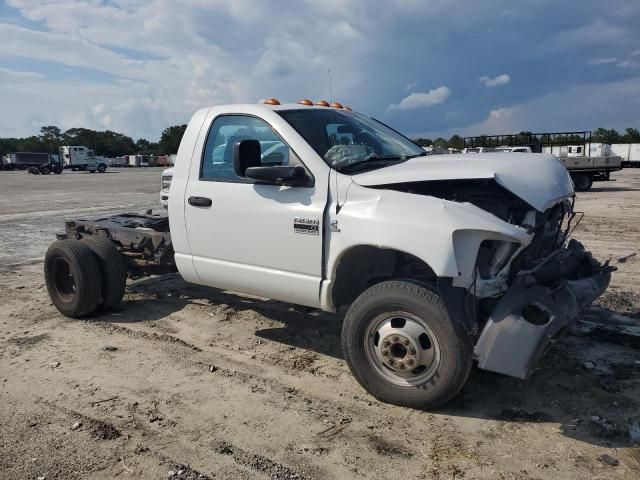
[43,100,612,409]
[542,144,622,191]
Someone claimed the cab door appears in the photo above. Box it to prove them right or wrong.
[184,114,325,307]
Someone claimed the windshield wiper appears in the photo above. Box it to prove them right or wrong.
[336,154,422,173]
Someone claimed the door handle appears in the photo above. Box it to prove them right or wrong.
[188,196,212,207]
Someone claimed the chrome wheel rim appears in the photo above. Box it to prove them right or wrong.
[364,311,441,386]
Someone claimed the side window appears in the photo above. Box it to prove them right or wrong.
[200,115,290,181]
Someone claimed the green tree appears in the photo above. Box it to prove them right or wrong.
[159,125,187,154]
[592,128,621,143]
[622,128,640,143]
[40,126,65,153]
[447,135,462,149]
[413,137,433,147]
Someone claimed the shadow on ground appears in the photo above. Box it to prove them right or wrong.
[99,274,639,450]
[588,186,640,193]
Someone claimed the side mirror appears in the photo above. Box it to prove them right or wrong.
[245,165,308,186]
[233,139,261,177]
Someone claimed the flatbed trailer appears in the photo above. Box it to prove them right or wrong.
[460,131,623,191]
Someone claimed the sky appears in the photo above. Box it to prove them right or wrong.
[1,0,639,141]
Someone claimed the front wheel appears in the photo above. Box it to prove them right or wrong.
[341,280,473,409]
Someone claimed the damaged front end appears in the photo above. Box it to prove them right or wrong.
[459,188,614,378]
[462,188,614,378]
[474,239,613,378]
[379,178,613,379]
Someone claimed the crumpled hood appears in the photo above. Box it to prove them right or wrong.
[352,153,574,212]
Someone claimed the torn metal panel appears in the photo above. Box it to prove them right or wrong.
[474,241,613,378]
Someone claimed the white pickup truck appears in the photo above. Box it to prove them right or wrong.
[43,100,612,409]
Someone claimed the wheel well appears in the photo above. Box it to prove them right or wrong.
[331,246,437,310]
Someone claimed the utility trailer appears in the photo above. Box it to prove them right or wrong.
[4,152,63,174]
[461,131,622,191]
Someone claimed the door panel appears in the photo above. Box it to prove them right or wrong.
[184,114,325,307]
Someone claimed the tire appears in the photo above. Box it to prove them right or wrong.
[97,163,106,173]
[81,237,126,311]
[573,174,592,192]
[40,166,51,175]
[341,280,473,409]
[44,240,102,318]
[53,165,63,174]
[29,167,40,175]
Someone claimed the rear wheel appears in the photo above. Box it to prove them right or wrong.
[573,173,593,192]
[53,165,63,174]
[82,237,126,310]
[342,280,473,409]
[40,166,51,175]
[97,163,106,173]
[44,240,102,318]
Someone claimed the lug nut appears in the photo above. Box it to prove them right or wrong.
[382,340,390,348]
[397,362,406,369]
[402,338,410,346]
[382,349,389,356]
[392,336,399,343]
[406,359,415,366]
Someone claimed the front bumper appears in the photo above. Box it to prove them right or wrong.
[474,240,613,379]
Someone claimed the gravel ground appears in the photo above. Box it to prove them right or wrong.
[0,167,639,479]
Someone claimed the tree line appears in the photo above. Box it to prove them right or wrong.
[3,124,639,157]
[413,127,640,149]
[0,125,187,158]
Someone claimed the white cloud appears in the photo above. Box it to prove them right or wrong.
[549,19,633,50]
[388,87,450,111]
[423,76,640,138]
[617,60,638,68]
[588,57,618,65]
[478,74,511,87]
[0,1,375,139]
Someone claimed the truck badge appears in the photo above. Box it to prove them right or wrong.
[294,217,319,235]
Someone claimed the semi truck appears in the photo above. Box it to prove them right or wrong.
[59,146,107,172]
[43,99,612,409]
[2,152,63,174]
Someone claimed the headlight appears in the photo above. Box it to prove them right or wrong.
[161,176,172,190]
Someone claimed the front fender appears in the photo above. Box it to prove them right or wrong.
[321,182,532,310]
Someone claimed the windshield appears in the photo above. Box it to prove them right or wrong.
[277,109,425,172]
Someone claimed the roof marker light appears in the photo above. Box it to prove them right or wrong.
[343,106,352,111]
[263,98,281,105]
[298,99,313,106]
[315,100,330,107]
[330,102,344,109]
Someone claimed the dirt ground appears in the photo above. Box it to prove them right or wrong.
[1,168,639,480]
